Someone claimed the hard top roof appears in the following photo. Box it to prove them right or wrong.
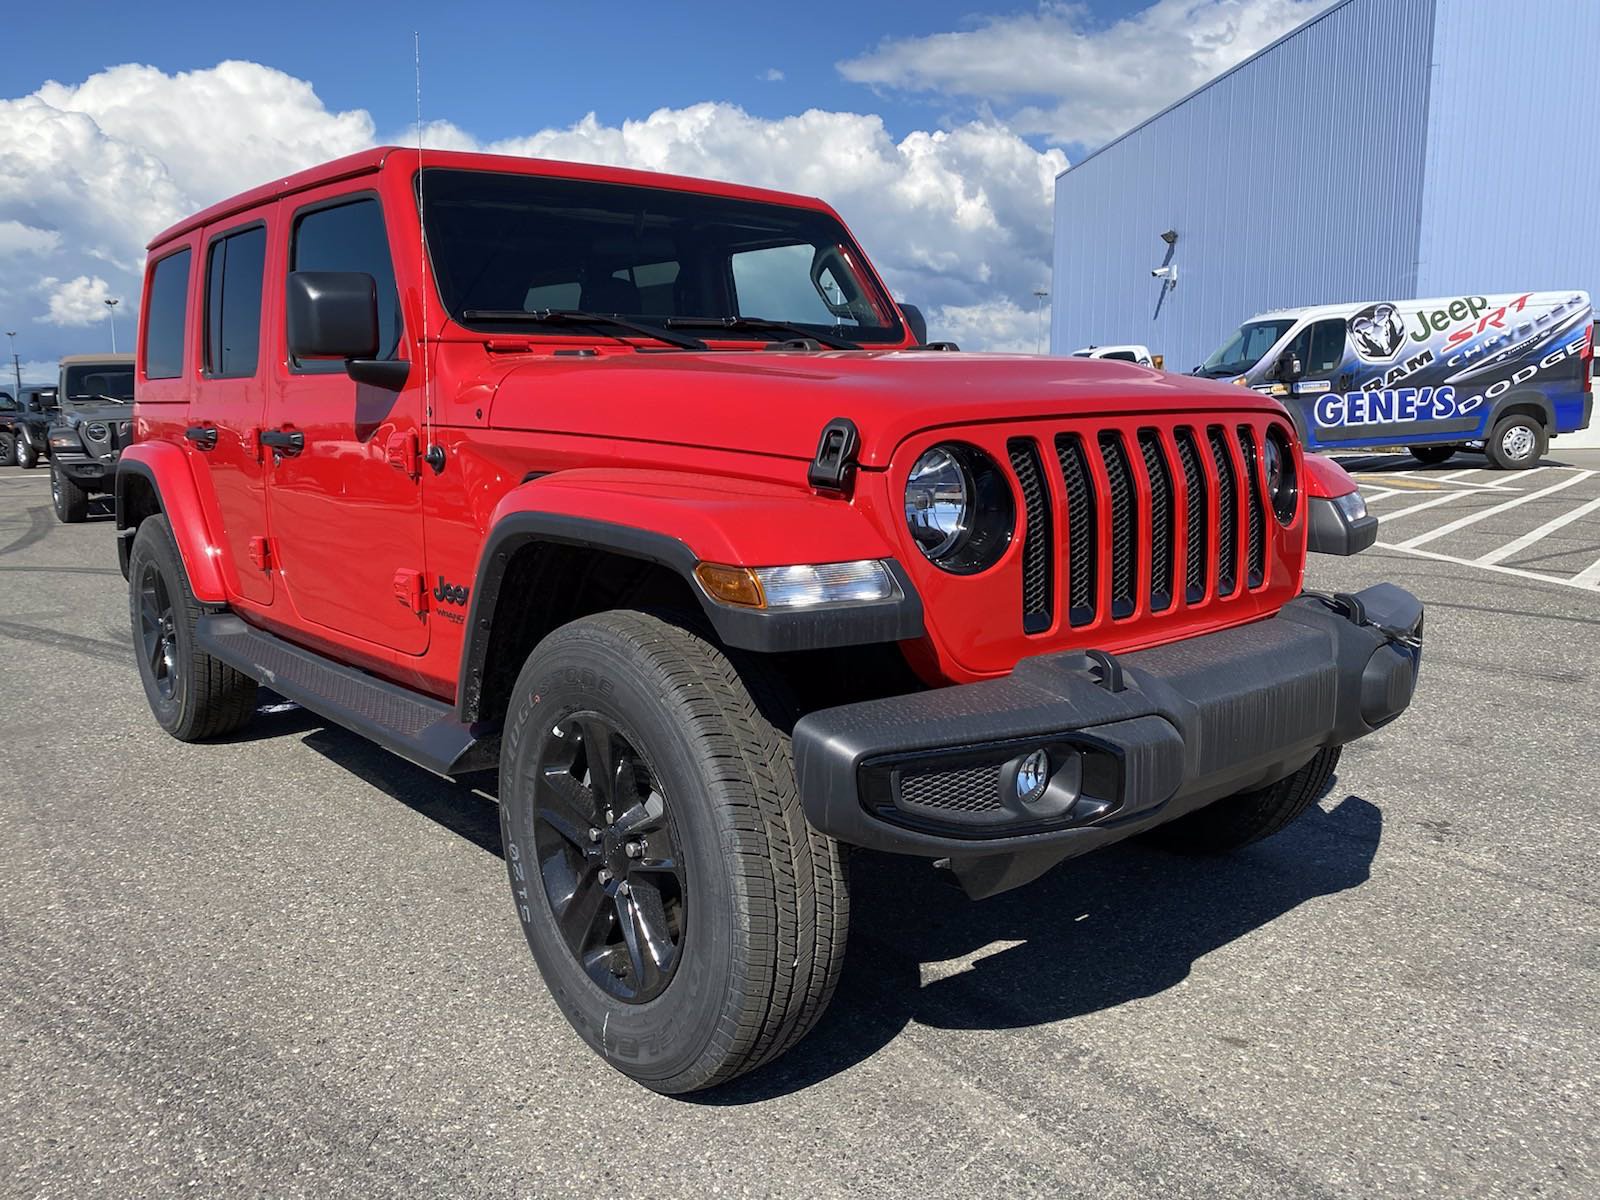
[147,147,833,250]
[59,353,135,366]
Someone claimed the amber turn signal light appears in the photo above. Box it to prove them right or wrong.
[694,563,766,608]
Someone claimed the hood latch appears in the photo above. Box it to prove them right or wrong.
[808,417,860,495]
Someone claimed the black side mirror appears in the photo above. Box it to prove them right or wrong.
[900,303,928,346]
[1276,352,1304,383]
[286,271,410,390]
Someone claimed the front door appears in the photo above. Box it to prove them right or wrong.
[1283,317,1349,448]
[264,189,428,656]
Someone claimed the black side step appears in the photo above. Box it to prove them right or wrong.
[196,614,497,777]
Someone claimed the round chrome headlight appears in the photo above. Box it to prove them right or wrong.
[905,446,970,559]
[1263,426,1297,525]
[903,443,1014,573]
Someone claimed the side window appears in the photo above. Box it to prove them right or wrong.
[144,248,191,379]
[1305,319,1346,375]
[205,226,267,378]
[290,197,401,372]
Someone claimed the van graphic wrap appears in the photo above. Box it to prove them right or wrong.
[1239,291,1594,449]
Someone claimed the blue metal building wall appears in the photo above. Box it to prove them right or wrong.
[1416,0,1600,301]
[1053,0,1437,371]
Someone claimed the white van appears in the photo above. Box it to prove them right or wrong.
[1196,292,1593,467]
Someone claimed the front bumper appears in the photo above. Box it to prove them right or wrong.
[52,452,116,490]
[793,583,1422,897]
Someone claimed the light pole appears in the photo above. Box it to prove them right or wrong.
[5,331,19,396]
[1032,289,1050,355]
[104,297,120,353]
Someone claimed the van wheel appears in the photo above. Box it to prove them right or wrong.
[1408,445,1456,466]
[127,515,258,740]
[1146,747,1339,854]
[51,467,89,523]
[1485,413,1546,469]
[499,610,849,1094]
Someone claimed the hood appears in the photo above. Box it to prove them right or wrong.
[485,350,1281,468]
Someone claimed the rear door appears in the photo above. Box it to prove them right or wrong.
[264,188,428,655]
[193,216,274,606]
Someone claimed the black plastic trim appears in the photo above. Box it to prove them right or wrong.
[457,511,925,722]
[792,583,1422,890]
[1308,494,1380,556]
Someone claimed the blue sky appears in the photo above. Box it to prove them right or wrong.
[2,0,1323,372]
[7,1,1159,157]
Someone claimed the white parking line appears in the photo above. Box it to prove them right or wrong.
[1571,555,1600,590]
[1378,492,1469,522]
[1392,471,1596,549]
[1376,542,1600,594]
[1358,487,1401,502]
[1476,495,1600,566]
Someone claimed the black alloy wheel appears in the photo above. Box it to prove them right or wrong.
[137,562,180,703]
[532,712,686,1003]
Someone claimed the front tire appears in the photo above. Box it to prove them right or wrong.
[499,610,848,1094]
[1485,413,1546,470]
[127,515,258,740]
[51,466,88,523]
[15,434,37,469]
[1147,747,1340,854]
[1408,444,1456,466]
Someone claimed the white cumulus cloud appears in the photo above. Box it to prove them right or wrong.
[840,0,1328,148]
[1,59,1064,356]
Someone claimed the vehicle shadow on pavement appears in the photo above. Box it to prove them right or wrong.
[704,786,1382,1104]
[275,718,1381,1105]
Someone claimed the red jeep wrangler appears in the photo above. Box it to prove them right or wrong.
[118,148,1419,1093]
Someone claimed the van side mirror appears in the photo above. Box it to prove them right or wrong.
[900,303,928,346]
[1275,352,1304,383]
[286,271,410,390]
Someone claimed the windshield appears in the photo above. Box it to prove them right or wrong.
[420,168,904,345]
[1196,319,1295,378]
[62,365,134,404]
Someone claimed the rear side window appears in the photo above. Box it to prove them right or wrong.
[205,225,267,378]
[144,248,191,379]
[290,197,401,371]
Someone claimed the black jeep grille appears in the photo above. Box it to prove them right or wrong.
[999,417,1282,633]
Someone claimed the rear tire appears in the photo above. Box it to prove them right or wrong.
[1408,444,1456,466]
[127,515,258,741]
[1484,413,1546,470]
[499,610,848,1094]
[50,466,88,523]
[0,433,15,466]
[1147,747,1340,854]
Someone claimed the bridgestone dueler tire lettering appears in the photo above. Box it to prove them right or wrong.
[127,515,258,741]
[1146,746,1341,854]
[499,610,849,1094]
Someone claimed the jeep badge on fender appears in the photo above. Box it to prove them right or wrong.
[116,146,1423,1094]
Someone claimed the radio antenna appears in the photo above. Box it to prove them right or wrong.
[414,30,437,469]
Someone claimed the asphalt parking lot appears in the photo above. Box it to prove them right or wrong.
[2,451,1598,1199]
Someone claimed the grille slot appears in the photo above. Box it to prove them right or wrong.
[1208,427,1239,597]
[1008,438,1053,634]
[1175,428,1208,604]
[1054,434,1097,626]
[1098,432,1138,619]
[898,763,1003,815]
[1237,426,1267,588]
[1138,430,1175,611]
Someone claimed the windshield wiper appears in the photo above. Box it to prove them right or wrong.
[663,316,860,351]
[72,393,131,404]
[460,308,707,351]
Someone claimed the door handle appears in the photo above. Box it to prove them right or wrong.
[184,425,218,451]
[260,429,305,458]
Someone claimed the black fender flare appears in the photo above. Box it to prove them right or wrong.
[455,511,923,724]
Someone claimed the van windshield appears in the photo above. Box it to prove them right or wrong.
[419,168,905,345]
[1196,319,1295,379]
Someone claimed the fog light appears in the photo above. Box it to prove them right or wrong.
[1015,749,1050,804]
